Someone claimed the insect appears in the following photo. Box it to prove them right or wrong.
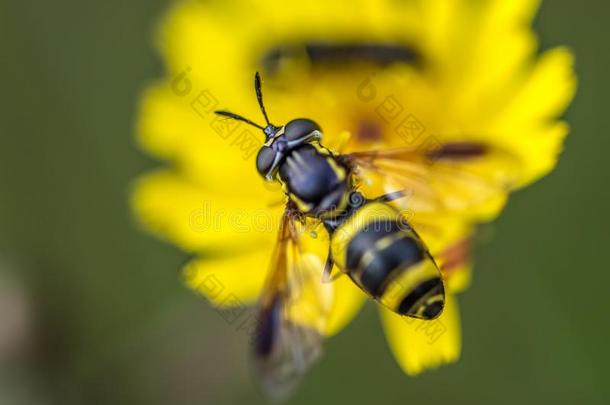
[215,73,515,398]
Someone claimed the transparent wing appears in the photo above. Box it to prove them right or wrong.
[345,142,522,216]
[253,207,331,400]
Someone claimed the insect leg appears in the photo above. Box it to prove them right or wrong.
[321,249,343,283]
[374,190,407,203]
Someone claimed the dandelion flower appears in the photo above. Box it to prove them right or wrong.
[131,0,576,380]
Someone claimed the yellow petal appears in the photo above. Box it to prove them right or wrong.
[137,83,271,193]
[445,263,472,294]
[411,214,470,255]
[379,293,461,375]
[435,0,539,90]
[130,170,279,252]
[494,47,577,127]
[505,121,570,188]
[183,250,271,307]
[411,215,473,294]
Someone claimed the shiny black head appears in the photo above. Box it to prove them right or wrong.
[214,73,323,181]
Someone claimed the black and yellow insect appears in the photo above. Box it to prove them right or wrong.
[216,73,503,397]
[217,73,444,319]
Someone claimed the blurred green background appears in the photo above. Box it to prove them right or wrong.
[1,0,609,404]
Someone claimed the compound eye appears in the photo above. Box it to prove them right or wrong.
[256,146,277,176]
[284,118,321,142]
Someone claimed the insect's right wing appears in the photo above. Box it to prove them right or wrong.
[345,142,523,217]
[253,208,332,400]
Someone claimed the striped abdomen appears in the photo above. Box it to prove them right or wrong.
[330,202,445,319]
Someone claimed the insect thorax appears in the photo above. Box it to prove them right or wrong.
[277,142,351,218]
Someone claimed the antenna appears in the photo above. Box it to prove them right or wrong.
[214,73,279,137]
[254,72,280,137]
[254,72,271,126]
[214,110,264,130]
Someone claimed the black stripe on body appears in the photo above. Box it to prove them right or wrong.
[358,236,424,297]
[397,277,444,319]
[346,222,424,298]
[345,220,401,269]
[421,300,444,319]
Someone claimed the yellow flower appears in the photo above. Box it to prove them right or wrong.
[131,0,576,377]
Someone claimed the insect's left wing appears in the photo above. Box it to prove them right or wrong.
[253,207,332,400]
